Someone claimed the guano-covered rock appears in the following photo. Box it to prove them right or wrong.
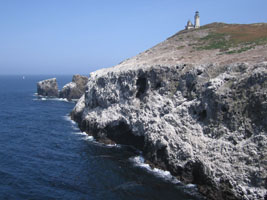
[37,78,59,97]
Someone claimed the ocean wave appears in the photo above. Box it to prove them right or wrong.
[75,131,94,141]
[73,132,122,148]
[33,94,76,103]
[184,183,197,188]
[63,115,122,149]
[33,97,69,102]
[71,131,94,141]
[106,143,122,148]
[63,115,76,125]
[63,115,94,141]
[129,156,201,198]
[129,156,181,185]
[72,131,87,136]
[84,135,94,141]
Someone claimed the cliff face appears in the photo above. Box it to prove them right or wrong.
[59,75,89,100]
[37,78,59,97]
[71,23,267,200]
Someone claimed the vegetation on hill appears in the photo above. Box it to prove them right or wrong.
[194,23,267,54]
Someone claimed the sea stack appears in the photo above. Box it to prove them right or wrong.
[37,78,59,97]
[59,74,89,101]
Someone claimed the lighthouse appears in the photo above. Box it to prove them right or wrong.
[194,11,200,28]
[184,11,201,30]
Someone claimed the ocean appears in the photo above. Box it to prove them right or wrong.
[0,75,203,200]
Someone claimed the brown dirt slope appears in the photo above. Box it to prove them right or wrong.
[114,23,267,71]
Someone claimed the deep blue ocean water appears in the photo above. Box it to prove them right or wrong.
[0,75,203,200]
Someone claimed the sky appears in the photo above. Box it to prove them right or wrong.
[0,0,266,75]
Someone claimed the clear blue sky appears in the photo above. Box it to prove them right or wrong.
[0,0,266,75]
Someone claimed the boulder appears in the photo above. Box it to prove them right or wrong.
[59,75,88,100]
[37,78,59,97]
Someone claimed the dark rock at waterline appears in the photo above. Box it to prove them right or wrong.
[37,78,59,97]
[59,75,89,101]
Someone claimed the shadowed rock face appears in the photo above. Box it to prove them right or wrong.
[59,75,88,101]
[37,78,59,97]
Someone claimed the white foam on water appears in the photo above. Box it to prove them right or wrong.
[63,115,76,125]
[184,183,197,188]
[33,95,72,103]
[84,135,94,141]
[52,98,69,102]
[63,114,122,148]
[62,114,95,141]
[80,136,122,149]
[71,131,94,141]
[72,131,87,136]
[63,115,86,135]
[129,156,180,185]
[106,144,122,148]
[130,156,200,197]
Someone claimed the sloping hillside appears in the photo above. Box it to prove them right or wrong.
[94,23,267,76]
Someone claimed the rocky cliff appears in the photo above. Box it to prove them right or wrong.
[37,78,59,97]
[71,23,267,200]
[37,75,88,100]
[60,75,89,101]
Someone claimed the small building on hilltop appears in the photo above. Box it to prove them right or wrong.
[185,11,200,30]
[185,20,194,30]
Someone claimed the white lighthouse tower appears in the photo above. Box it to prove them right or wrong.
[194,11,200,28]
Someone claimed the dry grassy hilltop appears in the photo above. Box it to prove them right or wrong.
[130,23,267,63]
[72,23,267,200]
[96,23,267,75]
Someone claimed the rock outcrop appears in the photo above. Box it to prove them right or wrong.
[71,23,267,200]
[59,75,88,101]
[37,78,59,97]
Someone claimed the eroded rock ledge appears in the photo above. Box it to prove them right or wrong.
[71,62,267,200]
